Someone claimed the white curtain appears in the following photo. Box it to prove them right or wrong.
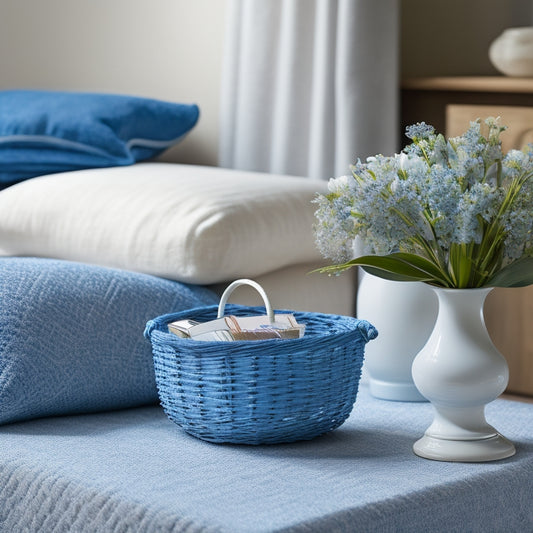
[219,0,399,180]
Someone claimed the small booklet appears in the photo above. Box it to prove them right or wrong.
[168,314,305,342]
[167,319,201,338]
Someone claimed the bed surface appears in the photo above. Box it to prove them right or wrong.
[1,384,532,533]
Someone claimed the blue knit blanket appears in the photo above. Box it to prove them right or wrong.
[1,383,532,532]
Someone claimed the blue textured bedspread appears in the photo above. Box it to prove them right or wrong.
[1,383,532,532]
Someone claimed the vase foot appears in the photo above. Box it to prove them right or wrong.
[369,378,427,402]
[413,433,516,462]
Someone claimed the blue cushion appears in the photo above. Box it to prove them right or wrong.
[0,90,200,184]
[0,257,218,424]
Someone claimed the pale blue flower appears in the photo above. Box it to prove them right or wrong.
[314,117,533,287]
[405,122,435,141]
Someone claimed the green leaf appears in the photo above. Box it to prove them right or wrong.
[486,257,533,288]
[360,265,431,282]
[388,252,450,284]
[448,242,474,288]
[314,253,446,284]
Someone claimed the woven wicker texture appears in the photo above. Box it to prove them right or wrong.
[145,304,377,444]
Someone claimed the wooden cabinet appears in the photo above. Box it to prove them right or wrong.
[401,77,533,397]
[401,77,533,142]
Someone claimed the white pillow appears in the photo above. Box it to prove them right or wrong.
[0,163,327,284]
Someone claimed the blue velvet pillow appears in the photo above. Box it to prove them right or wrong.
[0,257,218,425]
[0,90,200,184]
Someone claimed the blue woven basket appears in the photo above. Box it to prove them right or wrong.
[144,281,377,445]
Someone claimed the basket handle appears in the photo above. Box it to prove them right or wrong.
[217,279,275,324]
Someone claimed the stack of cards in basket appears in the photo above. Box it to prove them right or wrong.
[168,314,305,341]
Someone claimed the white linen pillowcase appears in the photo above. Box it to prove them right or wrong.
[0,163,327,284]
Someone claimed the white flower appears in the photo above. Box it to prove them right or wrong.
[397,152,409,171]
[327,174,356,193]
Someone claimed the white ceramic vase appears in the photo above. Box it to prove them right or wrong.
[412,287,516,462]
[357,271,438,402]
[489,27,533,77]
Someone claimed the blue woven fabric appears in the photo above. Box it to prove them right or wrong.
[0,90,199,183]
[0,384,532,532]
[0,257,217,424]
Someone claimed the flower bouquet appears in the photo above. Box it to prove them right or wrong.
[314,118,533,289]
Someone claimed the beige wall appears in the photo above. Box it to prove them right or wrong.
[2,0,528,165]
[0,0,228,166]
[401,0,532,78]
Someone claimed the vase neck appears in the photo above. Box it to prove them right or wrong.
[433,287,491,302]
[432,288,492,325]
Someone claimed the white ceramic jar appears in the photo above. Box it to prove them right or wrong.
[489,27,533,77]
[357,271,438,402]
